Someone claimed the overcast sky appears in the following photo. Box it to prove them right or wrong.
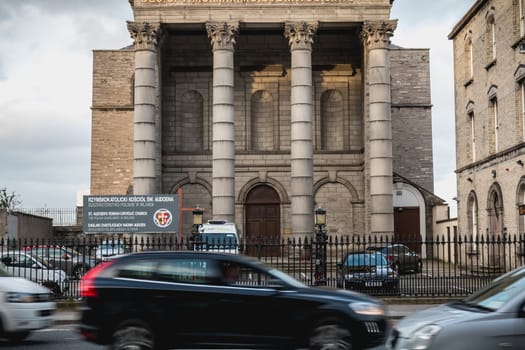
[0,0,475,215]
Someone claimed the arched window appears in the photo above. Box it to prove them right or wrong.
[320,90,344,151]
[464,31,473,81]
[487,85,498,154]
[251,90,273,151]
[517,0,525,38]
[515,64,525,142]
[485,7,496,63]
[487,183,504,237]
[466,101,475,162]
[518,178,525,235]
[467,191,479,251]
[176,91,203,152]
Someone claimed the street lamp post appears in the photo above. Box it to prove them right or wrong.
[314,207,328,286]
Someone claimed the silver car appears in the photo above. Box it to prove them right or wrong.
[0,251,69,297]
[386,265,525,350]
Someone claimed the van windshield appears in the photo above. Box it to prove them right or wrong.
[195,232,238,251]
[202,233,237,247]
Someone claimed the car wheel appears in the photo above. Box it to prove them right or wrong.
[6,331,30,343]
[416,260,422,273]
[309,321,352,350]
[42,281,61,297]
[392,262,400,274]
[72,264,87,279]
[112,320,154,350]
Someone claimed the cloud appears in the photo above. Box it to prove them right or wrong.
[390,0,475,215]
[0,1,132,208]
[0,0,475,212]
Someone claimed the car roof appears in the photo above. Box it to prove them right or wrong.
[112,251,262,265]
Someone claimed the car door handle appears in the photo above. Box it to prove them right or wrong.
[498,342,512,348]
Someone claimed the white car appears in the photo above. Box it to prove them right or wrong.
[0,263,56,342]
[0,251,69,297]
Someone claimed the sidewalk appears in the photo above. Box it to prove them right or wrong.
[54,298,455,324]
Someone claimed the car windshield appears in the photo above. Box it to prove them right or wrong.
[463,267,525,311]
[344,253,387,267]
[31,253,55,269]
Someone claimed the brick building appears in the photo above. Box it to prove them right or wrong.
[90,0,443,247]
[449,0,525,263]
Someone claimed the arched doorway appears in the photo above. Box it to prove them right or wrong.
[245,185,281,256]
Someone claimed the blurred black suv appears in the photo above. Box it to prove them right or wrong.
[78,251,388,350]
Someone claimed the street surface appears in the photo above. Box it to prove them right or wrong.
[0,324,103,350]
[0,323,397,350]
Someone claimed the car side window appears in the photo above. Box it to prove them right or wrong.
[220,261,282,288]
[157,258,219,285]
[17,254,32,268]
[116,259,157,280]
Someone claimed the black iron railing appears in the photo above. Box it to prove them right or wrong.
[0,234,523,300]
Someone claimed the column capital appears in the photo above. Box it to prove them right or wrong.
[127,21,162,50]
[284,21,318,50]
[206,22,239,51]
[361,20,397,50]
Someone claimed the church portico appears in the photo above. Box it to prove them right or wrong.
[92,0,438,242]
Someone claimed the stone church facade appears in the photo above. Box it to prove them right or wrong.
[90,0,441,244]
[450,0,525,259]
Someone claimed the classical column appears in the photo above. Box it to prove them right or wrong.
[362,20,397,236]
[127,21,162,195]
[284,21,318,236]
[206,22,238,222]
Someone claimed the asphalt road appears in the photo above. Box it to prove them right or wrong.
[0,325,103,350]
[0,324,396,350]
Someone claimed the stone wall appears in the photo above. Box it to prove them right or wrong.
[390,48,433,192]
[91,49,135,195]
[451,0,525,238]
[91,27,434,239]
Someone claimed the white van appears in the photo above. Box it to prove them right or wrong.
[196,220,239,254]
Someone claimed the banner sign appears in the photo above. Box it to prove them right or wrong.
[83,195,178,233]
[520,204,525,216]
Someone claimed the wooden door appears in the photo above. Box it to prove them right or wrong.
[245,186,280,257]
[394,207,421,254]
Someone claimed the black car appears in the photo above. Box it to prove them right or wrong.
[366,243,422,275]
[78,251,388,350]
[336,252,399,296]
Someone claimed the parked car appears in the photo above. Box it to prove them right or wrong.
[95,240,128,261]
[0,262,56,342]
[24,245,99,280]
[386,265,525,350]
[0,251,69,297]
[367,243,422,274]
[78,251,389,350]
[336,252,399,295]
[193,220,240,254]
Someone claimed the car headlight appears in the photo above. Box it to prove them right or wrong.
[349,302,385,316]
[406,324,441,349]
[7,292,36,303]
